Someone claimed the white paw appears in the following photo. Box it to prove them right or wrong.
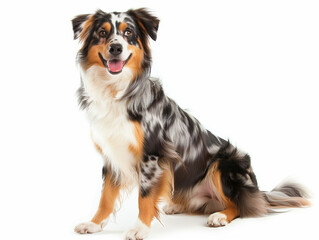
[207,212,228,227]
[162,203,183,215]
[74,221,102,234]
[124,219,150,240]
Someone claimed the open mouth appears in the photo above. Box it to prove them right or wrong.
[98,53,132,74]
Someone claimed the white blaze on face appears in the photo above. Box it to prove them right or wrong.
[108,13,132,62]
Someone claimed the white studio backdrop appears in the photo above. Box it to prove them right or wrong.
[0,0,318,240]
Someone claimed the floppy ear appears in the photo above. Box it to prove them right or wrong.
[127,8,160,41]
[72,14,91,40]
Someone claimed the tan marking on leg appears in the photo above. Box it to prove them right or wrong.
[219,206,239,223]
[91,174,121,224]
[138,195,158,227]
[209,162,240,223]
[138,168,172,227]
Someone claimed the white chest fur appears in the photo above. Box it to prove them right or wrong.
[81,66,138,185]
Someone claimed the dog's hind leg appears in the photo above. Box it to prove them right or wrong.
[207,204,239,227]
[206,142,270,227]
[206,162,240,227]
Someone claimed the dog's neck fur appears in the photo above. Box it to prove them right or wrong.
[123,75,164,122]
[78,62,161,123]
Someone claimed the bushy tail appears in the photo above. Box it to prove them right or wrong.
[264,182,311,209]
[212,141,310,218]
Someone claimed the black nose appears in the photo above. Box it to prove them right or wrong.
[109,43,123,56]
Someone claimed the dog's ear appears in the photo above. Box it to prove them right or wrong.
[127,8,160,41]
[72,14,92,40]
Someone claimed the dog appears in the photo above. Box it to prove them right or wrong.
[72,8,310,240]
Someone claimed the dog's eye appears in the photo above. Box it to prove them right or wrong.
[99,30,107,38]
[124,29,132,37]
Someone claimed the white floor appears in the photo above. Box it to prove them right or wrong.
[3,179,316,240]
[23,187,316,240]
[69,203,317,240]
[105,208,316,240]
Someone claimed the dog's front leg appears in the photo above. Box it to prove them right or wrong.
[125,156,172,240]
[75,169,121,234]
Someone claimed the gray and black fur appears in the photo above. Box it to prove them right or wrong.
[121,66,309,216]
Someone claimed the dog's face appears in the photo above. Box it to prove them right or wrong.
[72,9,159,79]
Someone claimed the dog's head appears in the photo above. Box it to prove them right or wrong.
[72,8,159,79]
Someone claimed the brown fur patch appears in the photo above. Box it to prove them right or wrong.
[210,162,233,207]
[138,195,158,227]
[136,20,151,53]
[84,44,108,69]
[219,207,239,223]
[119,22,127,32]
[128,121,144,161]
[126,40,144,79]
[156,161,174,201]
[209,162,240,222]
[103,22,112,32]
[138,168,172,226]
[91,173,121,224]
[79,15,94,42]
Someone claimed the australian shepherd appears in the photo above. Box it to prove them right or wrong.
[72,8,310,240]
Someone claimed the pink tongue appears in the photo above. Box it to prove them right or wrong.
[108,60,125,73]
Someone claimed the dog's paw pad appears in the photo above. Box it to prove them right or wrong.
[207,212,228,227]
[74,222,102,234]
